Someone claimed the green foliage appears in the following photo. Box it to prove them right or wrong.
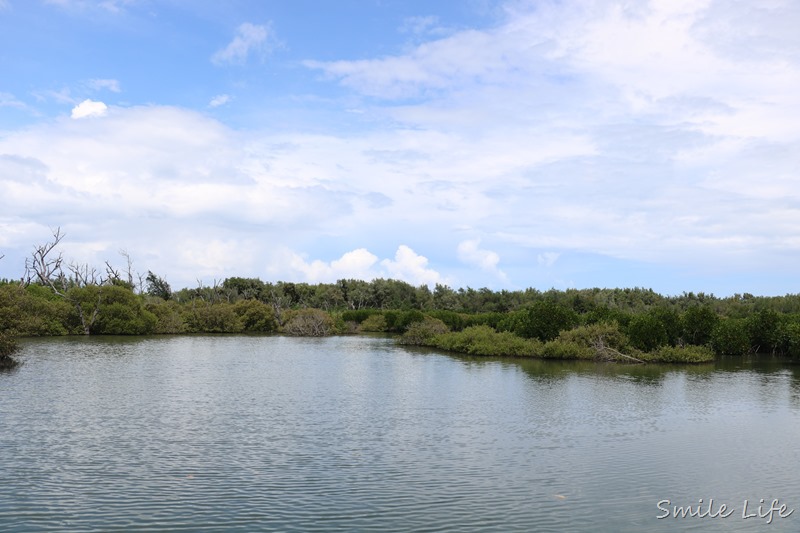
[540,340,593,360]
[283,308,335,337]
[0,330,18,358]
[464,312,506,330]
[557,322,630,352]
[0,331,20,370]
[627,313,668,352]
[360,314,388,332]
[222,277,265,300]
[644,345,715,364]
[500,301,579,341]
[146,300,186,334]
[0,284,69,336]
[648,307,682,345]
[86,285,157,335]
[424,310,468,331]
[233,299,277,332]
[398,316,449,345]
[145,271,172,300]
[773,316,800,358]
[582,306,633,327]
[432,325,540,357]
[383,309,425,332]
[341,309,381,324]
[710,318,751,355]
[746,309,781,353]
[183,303,243,333]
[681,305,719,345]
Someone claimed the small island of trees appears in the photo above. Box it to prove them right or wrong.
[3,230,800,369]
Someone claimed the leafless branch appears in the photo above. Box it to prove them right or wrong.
[24,227,66,293]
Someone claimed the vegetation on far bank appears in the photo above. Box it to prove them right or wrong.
[3,230,800,366]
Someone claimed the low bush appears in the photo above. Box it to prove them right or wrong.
[432,325,540,357]
[540,340,593,360]
[283,308,335,337]
[360,314,388,332]
[644,345,715,364]
[398,316,449,345]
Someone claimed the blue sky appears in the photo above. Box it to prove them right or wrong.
[1,0,799,296]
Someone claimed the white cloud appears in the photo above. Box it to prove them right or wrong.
[88,78,121,93]
[71,99,107,118]
[275,246,444,287]
[212,22,273,66]
[381,245,444,287]
[457,239,506,279]
[280,248,379,283]
[209,94,231,108]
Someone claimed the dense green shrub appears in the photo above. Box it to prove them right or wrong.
[746,309,781,353]
[92,285,157,335]
[146,300,186,334]
[383,310,425,332]
[340,309,380,323]
[0,284,70,336]
[425,310,468,331]
[398,316,449,345]
[432,325,539,357]
[540,340,593,360]
[464,312,506,330]
[681,305,719,345]
[283,308,335,336]
[774,317,800,358]
[645,345,715,364]
[233,299,277,332]
[583,306,633,327]
[710,318,751,355]
[627,313,668,352]
[557,322,630,352]
[183,303,243,333]
[0,330,20,369]
[360,314,388,332]
[500,301,579,341]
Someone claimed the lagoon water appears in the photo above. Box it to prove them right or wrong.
[2,335,800,532]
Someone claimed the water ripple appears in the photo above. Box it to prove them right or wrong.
[2,336,800,532]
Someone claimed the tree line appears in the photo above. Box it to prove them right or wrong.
[3,230,800,368]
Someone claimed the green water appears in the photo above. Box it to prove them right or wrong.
[2,335,799,532]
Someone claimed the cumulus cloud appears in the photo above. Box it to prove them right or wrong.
[276,246,444,287]
[212,22,273,66]
[281,248,379,283]
[381,245,444,287]
[71,99,107,118]
[457,239,506,280]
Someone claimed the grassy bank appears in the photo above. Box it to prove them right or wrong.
[398,320,715,364]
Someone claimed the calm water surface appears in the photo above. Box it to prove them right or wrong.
[2,335,800,532]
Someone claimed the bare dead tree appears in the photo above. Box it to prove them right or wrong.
[105,260,122,285]
[68,261,104,287]
[23,227,66,292]
[118,249,144,293]
[23,228,106,335]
